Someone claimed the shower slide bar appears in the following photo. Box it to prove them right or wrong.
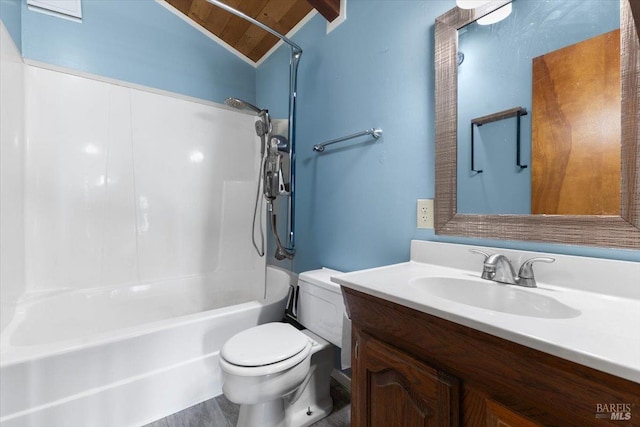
[313,128,383,152]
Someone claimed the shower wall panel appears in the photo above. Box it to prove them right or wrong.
[23,65,264,298]
[0,22,25,332]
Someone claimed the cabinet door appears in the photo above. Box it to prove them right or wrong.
[352,330,460,427]
[485,400,542,427]
[463,388,542,427]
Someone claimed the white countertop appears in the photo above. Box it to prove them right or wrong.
[332,241,640,383]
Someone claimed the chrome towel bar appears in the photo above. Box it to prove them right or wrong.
[313,128,382,152]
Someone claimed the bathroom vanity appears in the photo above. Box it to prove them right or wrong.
[333,241,640,427]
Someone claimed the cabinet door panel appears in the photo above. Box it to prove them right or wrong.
[485,400,542,427]
[353,329,460,427]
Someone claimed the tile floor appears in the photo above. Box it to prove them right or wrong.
[143,378,350,427]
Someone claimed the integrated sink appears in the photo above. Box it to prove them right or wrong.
[410,276,581,319]
[332,241,640,382]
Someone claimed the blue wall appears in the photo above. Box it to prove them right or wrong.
[20,0,255,104]
[0,0,21,48]
[256,0,639,273]
[457,0,619,214]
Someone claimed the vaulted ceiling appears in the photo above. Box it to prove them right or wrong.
[165,0,339,63]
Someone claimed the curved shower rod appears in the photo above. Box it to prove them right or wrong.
[205,0,303,54]
[206,0,302,252]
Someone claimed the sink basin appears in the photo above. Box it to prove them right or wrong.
[410,277,581,319]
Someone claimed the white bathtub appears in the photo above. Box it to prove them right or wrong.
[0,266,292,427]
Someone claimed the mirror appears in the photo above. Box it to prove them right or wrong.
[434,0,640,249]
[457,1,620,215]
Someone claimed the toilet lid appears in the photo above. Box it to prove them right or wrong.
[221,323,309,367]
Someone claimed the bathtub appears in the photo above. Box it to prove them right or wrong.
[0,266,292,427]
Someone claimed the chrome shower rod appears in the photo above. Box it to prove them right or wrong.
[313,128,383,152]
[205,0,303,54]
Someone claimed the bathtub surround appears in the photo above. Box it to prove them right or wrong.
[0,61,281,426]
[0,21,25,333]
[22,64,264,294]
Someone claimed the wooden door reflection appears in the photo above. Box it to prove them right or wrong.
[532,29,621,215]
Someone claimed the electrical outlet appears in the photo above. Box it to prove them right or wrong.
[417,199,434,229]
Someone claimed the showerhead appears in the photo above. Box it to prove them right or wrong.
[225,97,262,114]
[226,97,271,145]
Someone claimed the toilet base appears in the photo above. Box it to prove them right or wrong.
[286,396,332,427]
[235,395,332,427]
[233,330,335,427]
[237,400,286,427]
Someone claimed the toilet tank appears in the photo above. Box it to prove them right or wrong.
[297,268,345,348]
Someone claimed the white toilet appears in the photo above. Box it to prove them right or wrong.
[219,268,346,427]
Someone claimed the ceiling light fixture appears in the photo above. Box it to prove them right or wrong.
[477,3,512,25]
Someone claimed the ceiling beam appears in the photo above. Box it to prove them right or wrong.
[306,0,340,22]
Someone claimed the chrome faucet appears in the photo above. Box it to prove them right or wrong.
[470,249,555,288]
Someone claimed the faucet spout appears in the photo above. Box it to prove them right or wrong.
[483,254,518,285]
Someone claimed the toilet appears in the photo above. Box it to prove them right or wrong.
[219,268,345,427]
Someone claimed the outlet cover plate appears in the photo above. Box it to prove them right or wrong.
[417,199,434,229]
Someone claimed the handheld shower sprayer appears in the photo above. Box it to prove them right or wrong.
[224,97,261,113]
[225,97,294,260]
[225,97,271,155]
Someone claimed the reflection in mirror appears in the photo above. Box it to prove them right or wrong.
[457,0,620,215]
[434,0,640,249]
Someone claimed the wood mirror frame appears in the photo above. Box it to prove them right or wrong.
[434,0,640,249]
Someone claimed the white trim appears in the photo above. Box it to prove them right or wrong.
[327,0,347,34]
[27,0,82,20]
[254,9,317,67]
[26,4,82,23]
[22,58,256,116]
[154,0,256,67]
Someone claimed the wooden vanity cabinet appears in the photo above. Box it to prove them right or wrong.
[344,287,640,427]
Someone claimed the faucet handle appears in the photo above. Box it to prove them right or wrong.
[517,257,555,288]
[469,249,490,261]
[470,249,494,280]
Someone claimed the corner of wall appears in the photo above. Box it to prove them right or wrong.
[0,0,22,51]
[0,19,26,331]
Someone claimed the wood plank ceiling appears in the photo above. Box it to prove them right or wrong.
[165,0,339,63]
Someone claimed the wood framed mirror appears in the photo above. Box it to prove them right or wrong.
[434,0,640,249]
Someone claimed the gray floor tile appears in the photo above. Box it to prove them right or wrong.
[142,418,170,427]
[215,393,240,426]
[310,379,351,427]
[312,404,350,427]
[166,399,230,427]
[144,377,350,427]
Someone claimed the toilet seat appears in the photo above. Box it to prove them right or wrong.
[220,323,312,377]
